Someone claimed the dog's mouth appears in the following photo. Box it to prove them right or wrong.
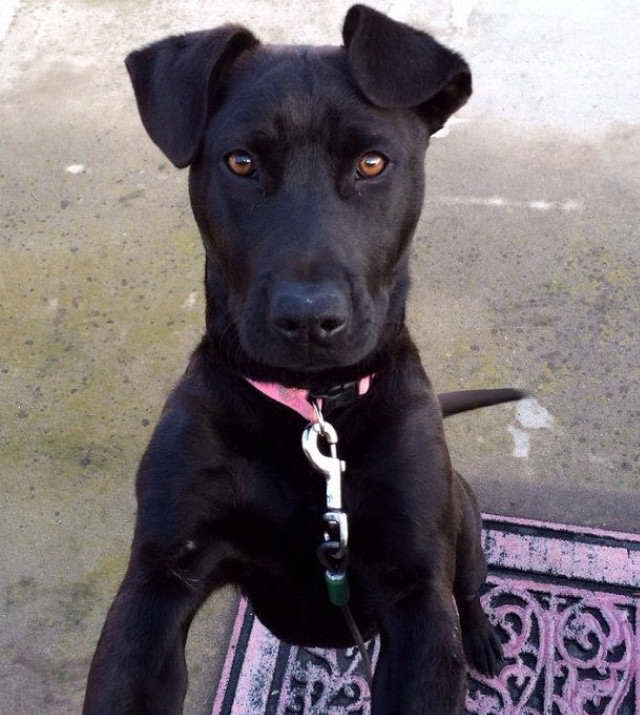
[240,336,370,373]
[263,353,356,373]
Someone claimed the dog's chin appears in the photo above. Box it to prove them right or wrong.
[233,321,384,382]
[253,351,362,374]
[238,337,379,380]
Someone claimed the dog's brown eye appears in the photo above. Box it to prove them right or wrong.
[227,151,255,177]
[357,152,387,178]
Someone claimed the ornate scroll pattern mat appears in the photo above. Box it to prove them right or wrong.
[212,515,640,714]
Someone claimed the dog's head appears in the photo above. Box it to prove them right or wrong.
[125,5,470,386]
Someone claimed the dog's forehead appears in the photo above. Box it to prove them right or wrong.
[231,44,351,100]
[214,45,400,142]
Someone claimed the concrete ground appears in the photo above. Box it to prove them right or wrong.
[1,0,637,713]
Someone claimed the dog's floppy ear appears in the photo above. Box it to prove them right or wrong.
[343,4,471,134]
[125,27,259,168]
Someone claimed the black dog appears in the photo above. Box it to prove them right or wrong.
[83,6,519,713]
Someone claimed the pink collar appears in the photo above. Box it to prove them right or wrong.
[245,375,373,422]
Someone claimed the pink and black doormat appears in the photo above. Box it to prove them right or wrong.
[212,515,640,714]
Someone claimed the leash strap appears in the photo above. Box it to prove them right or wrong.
[317,541,374,687]
[341,605,374,688]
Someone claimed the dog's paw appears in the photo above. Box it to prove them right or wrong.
[462,621,504,678]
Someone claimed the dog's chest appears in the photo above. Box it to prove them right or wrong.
[228,454,428,646]
[229,451,425,575]
[231,455,329,556]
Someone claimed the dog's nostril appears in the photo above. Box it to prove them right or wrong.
[273,313,347,342]
[275,317,301,336]
[310,314,348,344]
[319,317,346,336]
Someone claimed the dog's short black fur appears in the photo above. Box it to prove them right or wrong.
[83,6,519,713]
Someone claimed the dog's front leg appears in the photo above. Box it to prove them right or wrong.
[82,560,212,715]
[83,405,234,715]
[371,586,466,715]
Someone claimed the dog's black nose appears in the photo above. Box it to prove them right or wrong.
[271,282,349,344]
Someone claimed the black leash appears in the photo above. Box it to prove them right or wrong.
[316,540,374,687]
[341,605,374,687]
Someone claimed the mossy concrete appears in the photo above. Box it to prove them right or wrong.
[1,1,638,713]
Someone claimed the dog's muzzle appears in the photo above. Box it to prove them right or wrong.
[269,280,350,347]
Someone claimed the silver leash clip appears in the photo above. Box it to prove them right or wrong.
[302,402,348,556]
[322,511,349,559]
